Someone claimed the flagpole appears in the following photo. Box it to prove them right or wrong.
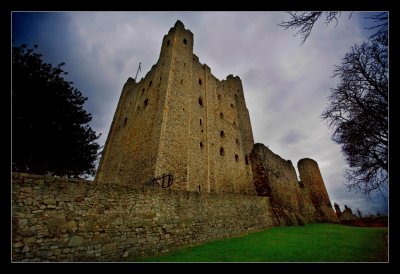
[135,62,141,81]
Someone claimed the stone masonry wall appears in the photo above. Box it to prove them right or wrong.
[12,173,276,262]
[95,21,255,195]
[250,143,339,225]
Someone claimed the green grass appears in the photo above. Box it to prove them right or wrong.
[132,224,387,262]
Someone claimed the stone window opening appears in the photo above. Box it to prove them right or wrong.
[184,62,186,67]
[236,139,240,146]
[181,79,183,84]
[220,112,224,118]
[199,78,202,85]
[220,147,225,156]
[142,88,145,94]
[220,131,225,138]
[231,103,234,108]
[149,81,152,87]
[199,97,203,106]
[235,94,238,100]
[166,40,170,47]
[200,142,204,149]
[144,99,149,107]
[123,117,128,126]
[160,76,162,81]
[233,121,236,126]
[183,38,187,45]
[245,155,249,165]
[200,119,202,126]
[235,154,239,162]
[218,94,221,100]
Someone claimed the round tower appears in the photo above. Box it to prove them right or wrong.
[298,158,338,222]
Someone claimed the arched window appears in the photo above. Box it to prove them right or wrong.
[220,147,225,156]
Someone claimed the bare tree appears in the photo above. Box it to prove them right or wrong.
[278,12,341,45]
[278,12,387,45]
[279,12,388,199]
[321,34,388,199]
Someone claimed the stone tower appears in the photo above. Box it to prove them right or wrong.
[297,159,338,222]
[96,20,255,195]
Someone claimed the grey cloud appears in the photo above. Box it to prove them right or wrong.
[279,130,304,145]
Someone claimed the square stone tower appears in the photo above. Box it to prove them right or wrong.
[96,20,256,195]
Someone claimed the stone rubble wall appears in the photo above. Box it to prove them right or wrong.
[250,143,339,225]
[12,172,276,262]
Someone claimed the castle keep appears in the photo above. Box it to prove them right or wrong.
[12,20,338,262]
[96,20,255,195]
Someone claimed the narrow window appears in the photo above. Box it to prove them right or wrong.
[199,97,203,106]
[160,76,162,81]
[183,62,186,67]
[144,99,148,107]
[199,78,202,85]
[220,112,224,118]
[235,94,238,100]
[166,40,170,47]
[237,89,240,93]
[149,81,152,87]
[245,155,249,165]
[236,139,240,146]
[218,94,221,100]
[233,121,236,126]
[200,119,202,126]
[181,79,183,84]
[231,103,234,108]
[183,38,187,45]
[200,142,204,149]
[220,131,225,138]
[220,147,225,156]
[123,117,128,126]
[142,88,145,94]
[235,154,239,162]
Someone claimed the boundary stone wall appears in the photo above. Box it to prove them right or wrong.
[12,172,276,261]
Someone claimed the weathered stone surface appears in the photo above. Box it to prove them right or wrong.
[69,236,84,247]
[43,197,56,205]
[12,172,275,262]
[250,143,339,225]
[95,20,255,196]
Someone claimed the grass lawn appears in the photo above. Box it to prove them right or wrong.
[132,223,387,262]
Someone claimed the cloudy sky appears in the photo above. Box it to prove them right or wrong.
[12,11,388,215]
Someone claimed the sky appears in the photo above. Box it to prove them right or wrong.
[11,11,388,215]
